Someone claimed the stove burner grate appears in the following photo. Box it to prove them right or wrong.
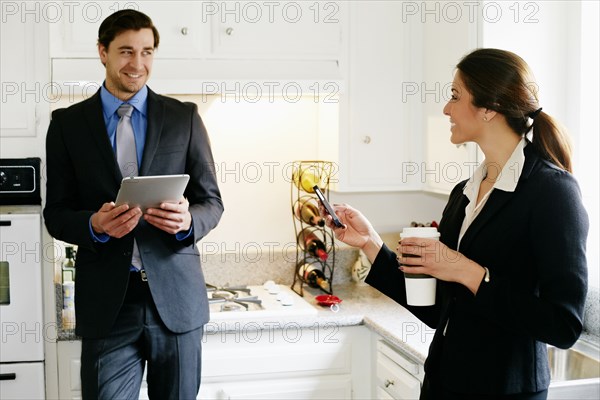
[207,284,262,312]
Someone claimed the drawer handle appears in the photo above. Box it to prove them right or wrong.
[225,27,234,36]
[0,373,16,381]
[181,27,188,36]
[0,221,11,226]
[384,379,394,388]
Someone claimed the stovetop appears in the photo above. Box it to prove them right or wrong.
[207,282,318,321]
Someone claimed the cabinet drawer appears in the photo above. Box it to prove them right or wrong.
[376,386,395,400]
[376,354,421,399]
[377,340,424,382]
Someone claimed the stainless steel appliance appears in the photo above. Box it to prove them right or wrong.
[0,158,45,399]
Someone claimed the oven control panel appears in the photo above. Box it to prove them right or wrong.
[0,158,41,205]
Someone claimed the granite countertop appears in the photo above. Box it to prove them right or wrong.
[204,281,433,363]
[55,242,599,363]
[57,280,600,365]
[300,282,433,363]
[56,280,433,362]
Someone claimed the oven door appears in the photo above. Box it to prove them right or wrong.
[0,213,44,362]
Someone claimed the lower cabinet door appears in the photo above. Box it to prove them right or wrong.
[140,375,352,400]
[200,375,352,400]
[57,340,83,400]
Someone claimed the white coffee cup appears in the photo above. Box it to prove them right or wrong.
[400,227,440,306]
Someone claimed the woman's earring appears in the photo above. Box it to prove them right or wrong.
[483,116,488,122]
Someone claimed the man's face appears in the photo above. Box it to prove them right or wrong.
[98,28,155,101]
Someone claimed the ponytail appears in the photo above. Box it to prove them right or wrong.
[530,111,573,173]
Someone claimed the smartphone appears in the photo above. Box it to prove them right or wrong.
[313,185,344,228]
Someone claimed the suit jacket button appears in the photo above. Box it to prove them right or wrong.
[124,251,132,257]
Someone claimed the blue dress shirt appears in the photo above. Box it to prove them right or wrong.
[89,84,192,245]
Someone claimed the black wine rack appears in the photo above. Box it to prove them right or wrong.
[291,161,336,296]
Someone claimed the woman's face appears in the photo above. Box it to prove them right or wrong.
[443,73,485,145]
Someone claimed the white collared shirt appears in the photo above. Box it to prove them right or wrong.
[457,138,527,250]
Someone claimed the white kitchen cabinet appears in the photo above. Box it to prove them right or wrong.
[57,340,82,400]
[318,1,423,192]
[374,339,424,400]
[0,10,49,143]
[188,324,370,400]
[207,1,343,60]
[419,3,481,195]
[199,375,352,399]
[58,325,372,400]
[48,1,207,59]
[48,1,346,95]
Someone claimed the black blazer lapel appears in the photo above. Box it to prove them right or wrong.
[439,183,469,251]
[458,189,514,252]
[83,91,122,184]
[139,89,165,176]
[458,144,539,252]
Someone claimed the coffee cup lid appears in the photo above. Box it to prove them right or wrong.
[400,227,440,239]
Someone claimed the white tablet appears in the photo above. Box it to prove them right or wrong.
[115,174,190,211]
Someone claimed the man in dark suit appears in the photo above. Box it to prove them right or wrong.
[44,9,223,399]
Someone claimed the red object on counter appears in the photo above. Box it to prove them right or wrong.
[315,295,342,306]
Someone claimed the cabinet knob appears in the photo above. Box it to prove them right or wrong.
[384,379,395,388]
[225,27,234,36]
[363,136,371,144]
[181,27,188,36]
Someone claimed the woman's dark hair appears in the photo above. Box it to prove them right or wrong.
[98,9,160,50]
[457,48,572,172]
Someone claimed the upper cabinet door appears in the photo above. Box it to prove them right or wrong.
[48,1,347,93]
[1,16,36,137]
[207,1,344,60]
[420,2,481,194]
[1,10,49,147]
[49,1,207,59]
[319,1,423,192]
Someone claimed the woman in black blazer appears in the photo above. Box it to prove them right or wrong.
[324,49,588,399]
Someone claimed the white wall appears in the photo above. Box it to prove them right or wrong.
[178,94,447,251]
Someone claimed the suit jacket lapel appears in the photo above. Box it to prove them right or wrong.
[458,189,514,252]
[440,188,469,251]
[458,145,539,252]
[139,89,164,176]
[83,91,122,184]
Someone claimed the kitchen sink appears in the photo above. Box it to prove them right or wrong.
[548,339,600,400]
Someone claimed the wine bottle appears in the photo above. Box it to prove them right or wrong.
[62,246,76,283]
[298,228,328,261]
[298,263,331,292]
[292,169,321,193]
[293,198,325,227]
